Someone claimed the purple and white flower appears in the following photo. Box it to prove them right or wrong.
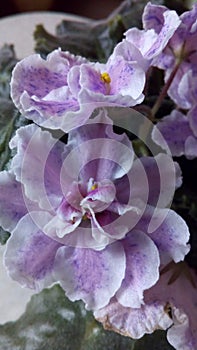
[95,262,197,350]
[113,2,181,72]
[152,109,197,159]
[0,109,190,312]
[141,2,197,105]
[10,47,145,133]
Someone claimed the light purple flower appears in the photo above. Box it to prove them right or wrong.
[10,47,145,133]
[0,109,190,311]
[163,68,197,111]
[141,2,197,105]
[113,2,180,72]
[95,262,197,350]
[152,109,197,159]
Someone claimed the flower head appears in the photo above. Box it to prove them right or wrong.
[152,109,197,159]
[0,108,190,312]
[10,47,145,132]
[113,2,181,72]
[141,3,197,105]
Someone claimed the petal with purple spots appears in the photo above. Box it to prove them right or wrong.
[54,241,126,310]
[4,212,62,291]
[116,230,160,308]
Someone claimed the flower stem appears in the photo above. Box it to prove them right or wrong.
[150,61,181,118]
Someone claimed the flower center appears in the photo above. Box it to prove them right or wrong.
[101,72,111,84]
[90,183,98,191]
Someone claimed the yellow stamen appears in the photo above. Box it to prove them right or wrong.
[101,72,111,84]
[91,184,98,191]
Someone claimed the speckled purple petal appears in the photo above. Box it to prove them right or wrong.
[53,241,126,310]
[113,39,145,65]
[20,86,79,118]
[10,48,96,132]
[144,10,181,60]
[125,27,158,59]
[10,124,65,211]
[77,56,145,107]
[123,6,181,74]
[78,57,145,104]
[4,211,62,291]
[107,55,146,99]
[11,49,86,110]
[142,2,167,32]
[116,230,159,308]
[152,110,194,158]
[0,171,38,232]
[136,206,190,264]
[94,296,172,339]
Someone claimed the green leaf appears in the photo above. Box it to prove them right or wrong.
[0,226,10,245]
[0,100,28,172]
[0,285,177,349]
[0,44,18,99]
[0,44,30,172]
[0,285,136,350]
[34,0,156,61]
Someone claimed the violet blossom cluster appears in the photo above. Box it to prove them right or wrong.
[0,2,196,350]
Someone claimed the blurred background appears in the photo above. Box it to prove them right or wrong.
[0,0,196,20]
[0,0,123,19]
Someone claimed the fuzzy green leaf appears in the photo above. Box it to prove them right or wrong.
[0,285,136,350]
[34,0,156,61]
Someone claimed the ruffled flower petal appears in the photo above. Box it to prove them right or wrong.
[125,2,180,65]
[165,64,192,109]
[107,56,145,100]
[10,123,65,211]
[95,264,197,349]
[152,110,196,159]
[145,264,197,350]
[4,212,62,291]
[136,206,190,264]
[53,241,126,310]
[10,49,90,132]
[66,109,134,182]
[143,2,166,32]
[10,44,146,132]
[94,297,172,339]
[116,230,160,308]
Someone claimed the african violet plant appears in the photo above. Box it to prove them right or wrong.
[0,1,196,349]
